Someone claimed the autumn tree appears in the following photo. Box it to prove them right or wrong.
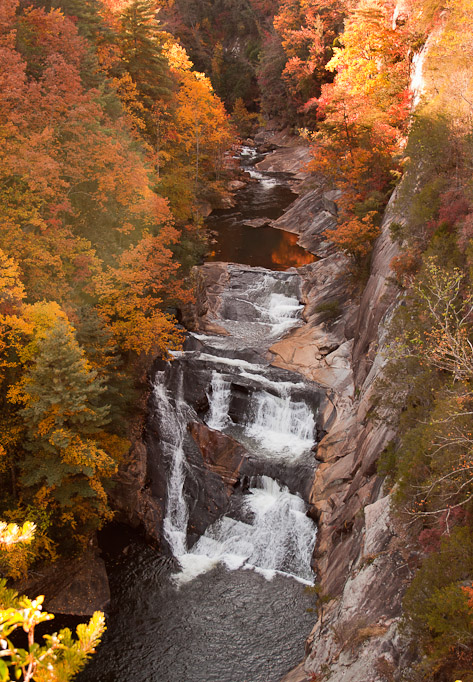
[118,0,172,135]
[8,315,124,538]
[305,0,410,272]
[0,522,105,681]
[273,0,346,111]
[95,226,191,358]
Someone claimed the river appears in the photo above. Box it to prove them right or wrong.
[78,145,321,682]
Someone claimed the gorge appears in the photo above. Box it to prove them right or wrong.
[78,129,409,681]
[78,140,329,681]
[4,1,473,680]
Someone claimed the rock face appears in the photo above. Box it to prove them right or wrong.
[17,550,111,617]
[271,187,340,257]
[110,438,163,541]
[254,139,415,680]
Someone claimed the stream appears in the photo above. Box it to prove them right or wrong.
[78,146,322,682]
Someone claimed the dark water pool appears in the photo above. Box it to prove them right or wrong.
[77,542,316,682]
[205,158,316,270]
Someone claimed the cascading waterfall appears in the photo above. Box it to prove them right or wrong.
[159,364,318,584]
[154,372,190,557]
[206,372,231,430]
[216,269,303,349]
[177,476,316,585]
[158,248,318,588]
[245,389,316,460]
[267,292,303,337]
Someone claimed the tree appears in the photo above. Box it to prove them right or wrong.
[118,0,172,127]
[11,318,120,531]
[0,522,105,682]
[403,527,473,679]
[273,0,346,111]
[95,227,192,357]
[305,0,410,273]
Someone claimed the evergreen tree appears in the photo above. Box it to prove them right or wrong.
[18,319,117,524]
[119,0,172,118]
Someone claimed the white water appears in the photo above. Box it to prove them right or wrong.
[202,369,316,462]
[267,292,303,337]
[245,389,316,460]
[159,244,317,587]
[218,271,303,348]
[206,372,232,430]
[245,167,279,188]
[154,373,191,557]
[159,364,317,582]
[176,476,316,585]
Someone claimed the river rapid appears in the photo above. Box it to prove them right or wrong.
[78,145,322,682]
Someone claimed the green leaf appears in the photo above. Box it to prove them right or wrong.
[0,660,9,682]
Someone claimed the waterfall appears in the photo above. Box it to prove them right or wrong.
[244,389,316,460]
[154,372,190,557]
[206,372,231,430]
[216,269,303,350]
[267,292,303,337]
[177,476,316,585]
[155,264,318,588]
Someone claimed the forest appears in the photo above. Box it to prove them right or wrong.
[1,0,473,679]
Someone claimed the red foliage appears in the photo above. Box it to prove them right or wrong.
[418,506,467,554]
[458,213,473,253]
[390,249,422,286]
[437,190,470,227]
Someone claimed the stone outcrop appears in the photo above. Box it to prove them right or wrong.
[182,262,230,335]
[271,188,340,257]
[189,421,249,495]
[109,438,163,541]
[17,549,110,617]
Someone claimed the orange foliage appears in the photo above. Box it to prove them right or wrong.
[95,224,193,356]
[326,211,380,264]
[306,0,410,269]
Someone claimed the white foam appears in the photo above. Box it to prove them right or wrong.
[245,390,315,460]
[197,353,266,373]
[206,372,232,430]
[154,374,191,557]
[172,477,317,584]
[173,553,220,586]
[239,371,304,391]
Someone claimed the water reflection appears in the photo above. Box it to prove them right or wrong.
[271,231,316,269]
[205,163,316,271]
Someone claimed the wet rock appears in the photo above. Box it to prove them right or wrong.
[46,551,110,616]
[189,422,248,495]
[110,439,163,542]
[256,144,313,177]
[19,550,110,617]
[242,217,271,228]
[228,179,247,191]
[271,188,337,257]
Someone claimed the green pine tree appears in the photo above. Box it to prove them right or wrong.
[19,319,117,525]
[119,0,172,116]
